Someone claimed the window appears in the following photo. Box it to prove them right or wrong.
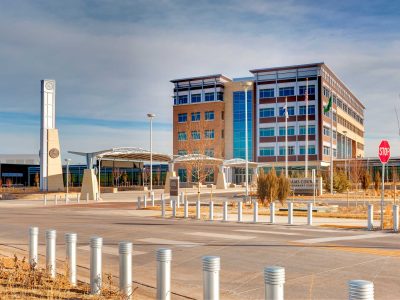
[205,92,215,101]
[205,111,215,120]
[191,112,200,122]
[191,131,200,140]
[260,127,275,137]
[178,168,187,182]
[299,106,306,115]
[221,129,224,139]
[260,108,274,117]
[279,126,295,136]
[205,168,214,182]
[323,126,330,136]
[178,132,187,141]
[279,146,295,156]
[308,125,316,135]
[221,111,224,120]
[259,88,274,98]
[178,95,188,104]
[308,105,315,115]
[279,106,294,116]
[299,85,315,95]
[205,148,214,157]
[300,145,316,155]
[191,94,201,103]
[323,146,330,156]
[178,113,187,123]
[177,150,187,156]
[260,147,275,156]
[299,105,315,115]
[279,87,295,96]
[217,92,224,101]
[204,129,215,139]
[299,125,316,135]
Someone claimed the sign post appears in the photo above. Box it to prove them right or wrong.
[169,176,180,208]
[312,169,316,205]
[378,140,390,230]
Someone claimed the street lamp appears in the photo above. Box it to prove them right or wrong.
[241,81,253,201]
[64,158,71,196]
[147,113,156,194]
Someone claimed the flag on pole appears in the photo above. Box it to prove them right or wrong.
[324,96,332,113]
[282,104,289,119]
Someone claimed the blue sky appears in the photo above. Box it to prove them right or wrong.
[1,0,399,162]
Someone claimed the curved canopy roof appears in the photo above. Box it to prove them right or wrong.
[172,154,223,164]
[223,158,264,168]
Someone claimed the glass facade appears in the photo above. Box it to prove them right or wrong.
[233,91,253,160]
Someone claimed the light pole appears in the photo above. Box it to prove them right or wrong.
[65,158,71,195]
[241,81,253,201]
[147,113,156,194]
[343,130,348,178]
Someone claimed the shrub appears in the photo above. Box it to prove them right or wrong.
[333,171,350,193]
[257,169,267,204]
[374,171,381,192]
[360,169,372,192]
[277,171,291,204]
[265,167,279,204]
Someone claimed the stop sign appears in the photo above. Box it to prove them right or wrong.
[378,140,390,164]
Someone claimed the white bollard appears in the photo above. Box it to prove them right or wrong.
[209,201,214,221]
[143,195,147,208]
[172,200,176,217]
[119,241,133,299]
[196,200,201,220]
[288,202,293,225]
[253,200,258,223]
[55,195,58,205]
[137,196,141,209]
[161,197,166,218]
[157,248,172,300]
[368,204,374,231]
[29,226,39,268]
[184,199,189,218]
[223,201,228,222]
[65,194,68,204]
[348,280,374,300]
[180,192,184,208]
[202,256,220,300]
[270,202,275,224]
[96,192,99,202]
[77,194,80,204]
[264,266,285,300]
[44,194,47,205]
[65,233,77,286]
[151,192,155,207]
[307,203,313,225]
[86,193,89,203]
[46,229,57,278]
[90,237,103,295]
[238,201,243,222]
[393,205,399,232]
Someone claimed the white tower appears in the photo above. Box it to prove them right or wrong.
[40,80,64,191]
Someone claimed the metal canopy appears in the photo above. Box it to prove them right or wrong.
[223,158,266,168]
[172,154,223,164]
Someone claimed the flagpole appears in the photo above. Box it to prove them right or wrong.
[330,91,334,194]
[305,78,309,178]
[285,96,288,178]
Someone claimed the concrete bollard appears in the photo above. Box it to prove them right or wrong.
[137,196,141,209]
[172,200,176,217]
[151,192,155,207]
[209,201,214,221]
[119,242,133,299]
[288,202,293,225]
[55,195,58,205]
[270,202,275,224]
[161,197,166,218]
[86,193,89,203]
[157,248,172,300]
[253,200,258,223]
[44,194,47,205]
[348,280,374,300]
[96,192,99,202]
[90,237,103,295]
[264,266,285,300]
[184,199,189,218]
[223,201,228,222]
[77,194,80,204]
[29,226,39,268]
[65,194,68,204]
[196,200,201,220]
[143,195,147,208]
[180,192,184,208]
[65,233,77,286]
[393,205,399,232]
[203,256,220,300]
[368,204,373,231]
[238,201,243,222]
[46,229,57,278]
[307,203,313,225]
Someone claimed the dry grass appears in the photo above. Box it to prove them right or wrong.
[0,255,127,299]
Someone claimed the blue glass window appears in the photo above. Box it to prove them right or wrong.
[178,113,187,123]
[233,91,252,160]
[279,106,295,116]
[205,111,215,120]
[260,147,274,156]
[300,146,315,155]
[299,85,315,95]
[191,112,200,121]
[205,148,214,157]
[217,92,224,101]
[204,129,214,139]
[178,95,188,104]
[177,150,187,155]
[178,168,187,182]
[260,108,274,118]
[259,88,274,98]
[191,94,201,103]
[279,146,295,156]
[260,127,274,137]
[279,126,295,136]
[191,131,200,140]
[299,106,306,115]
[308,105,315,115]
[205,93,215,101]
[178,132,187,141]
[279,87,295,96]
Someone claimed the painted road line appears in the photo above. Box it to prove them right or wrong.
[185,231,256,240]
[287,227,349,233]
[137,238,203,248]
[234,229,302,236]
[78,245,146,256]
[293,232,388,244]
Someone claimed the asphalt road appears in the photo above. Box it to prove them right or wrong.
[0,200,399,299]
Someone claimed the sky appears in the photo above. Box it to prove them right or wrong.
[1,0,399,163]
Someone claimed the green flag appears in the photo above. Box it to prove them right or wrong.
[324,96,332,113]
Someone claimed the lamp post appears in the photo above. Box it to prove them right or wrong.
[147,113,156,194]
[65,158,71,195]
[241,81,253,201]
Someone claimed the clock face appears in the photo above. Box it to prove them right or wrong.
[49,148,59,159]
[45,81,54,90]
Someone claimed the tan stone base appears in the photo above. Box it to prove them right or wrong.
[80,169,99,200]
[216,171,227,189]
[164,171,176,194]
